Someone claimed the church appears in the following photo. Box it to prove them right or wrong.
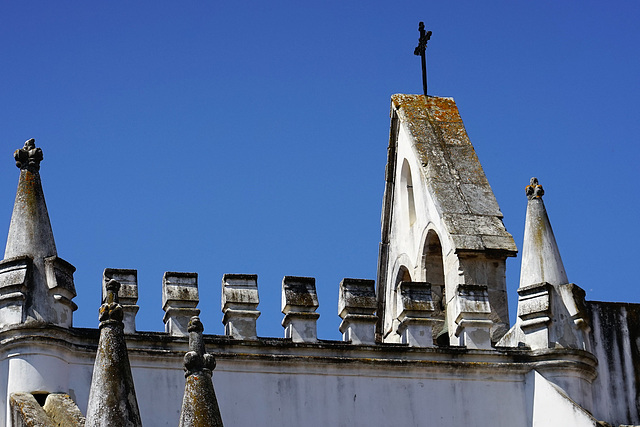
[1,75,639,426]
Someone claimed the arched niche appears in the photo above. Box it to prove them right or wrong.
[386,265,412,341]
[421,230,447,345]
[422,230,445,289]
[400,159,416,227]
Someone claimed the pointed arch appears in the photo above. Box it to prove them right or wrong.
[421,230,448,345]
[385,264,412,341]
[422,230,444,289]
[400,159,416,227]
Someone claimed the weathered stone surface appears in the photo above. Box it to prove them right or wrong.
[163,272,200,336]
[10,392,55,427]
[459,183,503,217]
[282,276,318,312]
[396,281,438,347]
[397,281,434,314]
[588,301,640,426]
[43,393,86,426]
[85,279,142,427]
[44,256,77,313]
[5,140,56,261]
[103,268,138,302]
[517,282,552,319]
[338,279,377,345]
[282,276,319,342]
[453,284,493,349]
[179,316,224,427]
[221,274,260,339]
[338,278,376,316]
[0,256,31,327]
[390,94,516,254]
[104,268,139,334]
[519,179,568,288]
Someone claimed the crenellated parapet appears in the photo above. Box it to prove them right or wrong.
[452,284,493,350]
[281,276,320,343]
[396,281,438,347]
[221,274,260,340]
[338,278,377,345]
[163,272,200,336]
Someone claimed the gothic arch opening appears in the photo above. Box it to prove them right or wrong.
[423,231,444,288]
[388,265,412,339]
[400,159,416,227]
[422,230,447,345]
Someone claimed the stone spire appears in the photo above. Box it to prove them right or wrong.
[519,177,568,288]
[497,178,590,351]
[85,280,142,427]
[179,316,224,427]
[5,138,55,260]
[0,139,77,328]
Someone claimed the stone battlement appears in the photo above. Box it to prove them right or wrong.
[96,268,451,349]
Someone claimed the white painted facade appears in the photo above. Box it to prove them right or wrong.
[0,326,605,427]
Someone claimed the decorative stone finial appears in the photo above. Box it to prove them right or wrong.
[14,139,43,171]
[526,177,544,200]
[183,316,216,377]
[103,269,139,333]
[179,316,224,427]
[99,279,124,324]
[85,279,142,427]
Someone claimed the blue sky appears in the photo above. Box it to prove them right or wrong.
[1,1,638,339]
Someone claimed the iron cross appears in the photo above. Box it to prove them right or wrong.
[414,22,432,97]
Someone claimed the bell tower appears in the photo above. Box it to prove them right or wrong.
[376,95,517,347]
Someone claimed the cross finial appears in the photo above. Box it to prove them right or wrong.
[414,22,432,98]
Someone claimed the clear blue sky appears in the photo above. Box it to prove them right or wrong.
[1,1,638,339]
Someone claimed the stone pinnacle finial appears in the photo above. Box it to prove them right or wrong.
[179,316,224,427]
[184,316,216,377]
[14,138,43,172]
[99,280,124,324]
[85,279,142,427]
[526,177,544,200]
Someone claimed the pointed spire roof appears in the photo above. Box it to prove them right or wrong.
[85,280,142,427]
[179,316,224,427]
[4,139,56,260]
[1,139,77,327]
[519,178,568,287]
